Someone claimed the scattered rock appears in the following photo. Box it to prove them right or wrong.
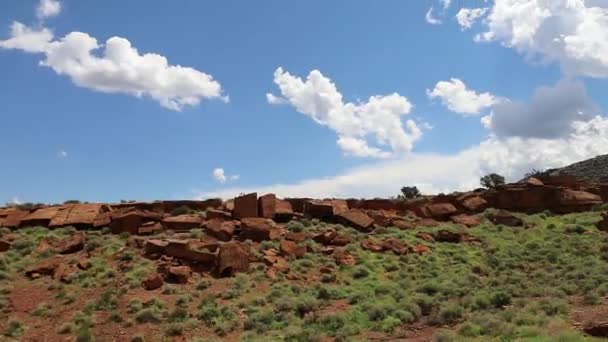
[458,194,488,212]
[434,230,463,243]
[285,231,307,242]
[313,230,353,246]
[165,240,215,264]
[205,219,235,241]
[57,232,85,254]
[162,214,203,231]
[412,244,432,255]
[489,210,523,227]
[110,208,162,234]
[241,218,276,241]
[337,209,375,231]
[0,239,10,252]
[417,218,441,228]
[381,238,409,255]
[416,232,435,242]
[450,214,481,227]
[138,221,162,235]
[77,256,91,270]
[264,255,290,273]
[142,273,164,290]
[419,202,459,220]
[279,240,306,258]
[361,239,384,252]
[206,209,232,220]
[333,249,356,266]
[218,241,250,277]
[25,256,63,278]
[234,193,258,219]
[166,266,191,284]
[393,220,415,230]
[144,239,168,255]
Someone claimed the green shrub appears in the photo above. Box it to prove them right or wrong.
[4,320,24,337]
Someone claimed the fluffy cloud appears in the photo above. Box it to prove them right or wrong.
[440,0,451,11]
[425,7,443,25]
[267,67,422,158]
[197,116,608,199]
[37,0,61,19]
[57,150,67,158]
[0,22,226,111]
[477,0,608,78]
[486,79,599,138]
[427,78,497,115]
[212,168,239,184]
[456,8,489,30]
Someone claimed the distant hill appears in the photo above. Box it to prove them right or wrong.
[540,154,608,183]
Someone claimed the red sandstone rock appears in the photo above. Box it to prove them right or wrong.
[434,230,464,243]
[337,209,374,231]
[417,218,441,228]
[49,204,105,228]
[241,218,276,241]
[21,206,62,227]
[393,220,415,230]
[234,193,258,219]
[110,208,162,234]
[205,219,235,241]
[285,231,307,242]
[218,241,250,277]
[162,214,203,231]
[458,194,488,212]
[419,202,458,220]
[382,238,409,255]
[0,239,9,252]
[450,214,482,227]
[361,239,384,252]
[2,210,29,228]
[275,199,295,220]
[333,249,356,266]
[206,209,232,220]
[57,232,85,254]
[165,240,215,264]
[489,210,523,227]
[142,273,164,290]
[313,230,353,246]
[93,211,112,228]
[77,256,91,270]
[166,266,191,284]
[280,240,306,258]
[412,244,432,255]
[416,232,435,242]
[25,256,63,278]
[144,239,168,255]
[258,194,277,219]
[138,221,162,235]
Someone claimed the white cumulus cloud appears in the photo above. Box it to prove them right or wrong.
[196,115,608,199]
[267,67,422,158]
[37,0,61,20]
[212,168,239,184]
[425,6,443,25]
[0,22,227,111]
[477,0,608,78]
[456,8,489,30]
[427,78,497,115]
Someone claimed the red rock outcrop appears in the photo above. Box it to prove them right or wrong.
[217,241,250,277]
[205,219,235,241]
[234,193,258,219]
[162,214,203,231]
[336,209,374,231]
[258,194,276,219]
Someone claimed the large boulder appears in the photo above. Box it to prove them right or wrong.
[1,210,29,228]
[166,266,191,284]
[206,209,232,220]
[57,232,86,254]
[234,193,258,219]
[162,214,203,231]
[418,202,459,220]
[336,209,374,231]
[280,240,306,258]
[205,219,235,241]
[217,241,250,277]
[164,240,215,265]
[305,199,348,219]
[25,256,63,278]
[241,218,280,241]
[21,206,62,227]
[110,208,162,234]
[49,204,106,228]
[489,210,523,227]
[555,189,602,213]
[450,214,481,227]
[457,194,488,212]
[258,194,276,219]
[313,230,353,246]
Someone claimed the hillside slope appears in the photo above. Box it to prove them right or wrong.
[542,154,608,183]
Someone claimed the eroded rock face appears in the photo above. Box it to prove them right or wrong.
[234,193,258,219]
[333,248,356,266]
[258,194,277,219]
[418,202,459,220]
[2,210,29,228]
[164,240,215,265]
[21,206,62,227]
[49,204,106,228]
[25,256,63,278]
[110,208,162,234]
[142,273,164,290]
[206,209,232,220]
[217,241,250,277]
[166,266,191,284]
[313,230,353,246]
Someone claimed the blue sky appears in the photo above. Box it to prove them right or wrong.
[1,0,608,203]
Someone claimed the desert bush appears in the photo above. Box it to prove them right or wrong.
[4,319,24,337]
[170,206,193,216]
[480,173,506,189]
[398,186,422,200]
